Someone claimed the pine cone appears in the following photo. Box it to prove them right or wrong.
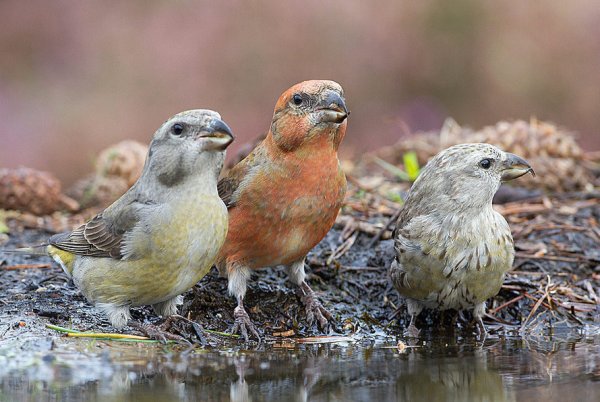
[0,168,78,215]
[379,118,591,192]
[443,119,589,191]
[95,140,147,186]
[456,118,583,160]
[67,174,130,209]
[67,140,147,209]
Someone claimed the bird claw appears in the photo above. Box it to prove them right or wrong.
[129,318,189,344]
[300,290,334,329]
[475,317,488,340]
[231,305,261,342]
[404,316,421,338]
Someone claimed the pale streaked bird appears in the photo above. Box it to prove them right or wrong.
[43,109,234,328]
[389,143,534,335]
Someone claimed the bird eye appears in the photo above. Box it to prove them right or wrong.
[171,123,184,136]
[479,158,493,169]
[292,94,303,106]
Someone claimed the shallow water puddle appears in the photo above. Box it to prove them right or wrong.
[2,328,599,402]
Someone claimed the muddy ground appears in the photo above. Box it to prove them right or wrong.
[1,189,599,347]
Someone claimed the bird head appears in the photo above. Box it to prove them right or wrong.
[408,143,534,211]
[269,80,349,152]
[143,109,234,188]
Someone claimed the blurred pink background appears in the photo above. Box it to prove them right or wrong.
[1,0,599,185]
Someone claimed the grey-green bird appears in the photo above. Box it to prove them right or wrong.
[46,109,234,328]
[389,143,534,335]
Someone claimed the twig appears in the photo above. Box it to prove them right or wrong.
[3,263,51,270]
[483,312,515,325]
[169,314,241,339]
[327,231,358,264]
[501,285,526,291]
[339,266,382,272]
[345,174,374,191]
[514,253,581,263]
[489,294,525,315]
[204,329,240,338]
[521,292,553,311]
[368,208,401,247]
[583,281,599,303]
[494,203,548,216]
[335,215,389,237]
[521,293,547,329]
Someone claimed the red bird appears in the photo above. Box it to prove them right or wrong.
[217,80,349,340]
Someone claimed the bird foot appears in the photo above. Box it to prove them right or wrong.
[475,317,488,340]
[299,287,333,329]
[231,305,261,342]
[450,312,459,328]
[129,317,189,344]
[404,317,421,338]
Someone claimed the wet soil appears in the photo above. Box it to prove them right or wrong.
[1,190,599,400]
[0,224,398,344]
[1,191,599,341]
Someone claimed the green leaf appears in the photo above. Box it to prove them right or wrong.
[386,192,404,204]
[0,213,8,234]
[403,152,420,181]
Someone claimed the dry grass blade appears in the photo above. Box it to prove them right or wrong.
[515,253,581,263]
[521,276,556,330]
[327,231,358,264]
[67,332,150,340]
[490,294,525,315]
[368,208,401,247]
[2,263,51,270]
[295,335,355,344]
[521,294,547,330]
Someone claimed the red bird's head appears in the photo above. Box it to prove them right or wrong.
[269,80,348,153]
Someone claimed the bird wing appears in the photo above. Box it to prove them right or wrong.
[48,191,144,260]
[218,140,266,209]
[391,210,449,299]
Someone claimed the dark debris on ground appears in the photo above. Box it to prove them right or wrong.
[1,189,599,346]
[2,137,600,346]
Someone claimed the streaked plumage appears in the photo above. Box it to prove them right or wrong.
[389,143,534,335]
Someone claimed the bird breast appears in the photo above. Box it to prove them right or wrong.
[225,153,346,267]
[73,194,228,307]
[395,207,515,309]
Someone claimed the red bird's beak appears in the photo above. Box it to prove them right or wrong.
[315,91,349,124]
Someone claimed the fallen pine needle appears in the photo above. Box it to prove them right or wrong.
[515,253,582,263]
[295,335,355,344]
[204,329,240,338]
[490,294,525,315]
[67,332,150,340]
[46,323,167,343]
[521,294,546,329]
[272,329,295,337]
[3,263,51,270]
[46,324,79,334]
[521,278,555,329]
[521,292,553,310]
